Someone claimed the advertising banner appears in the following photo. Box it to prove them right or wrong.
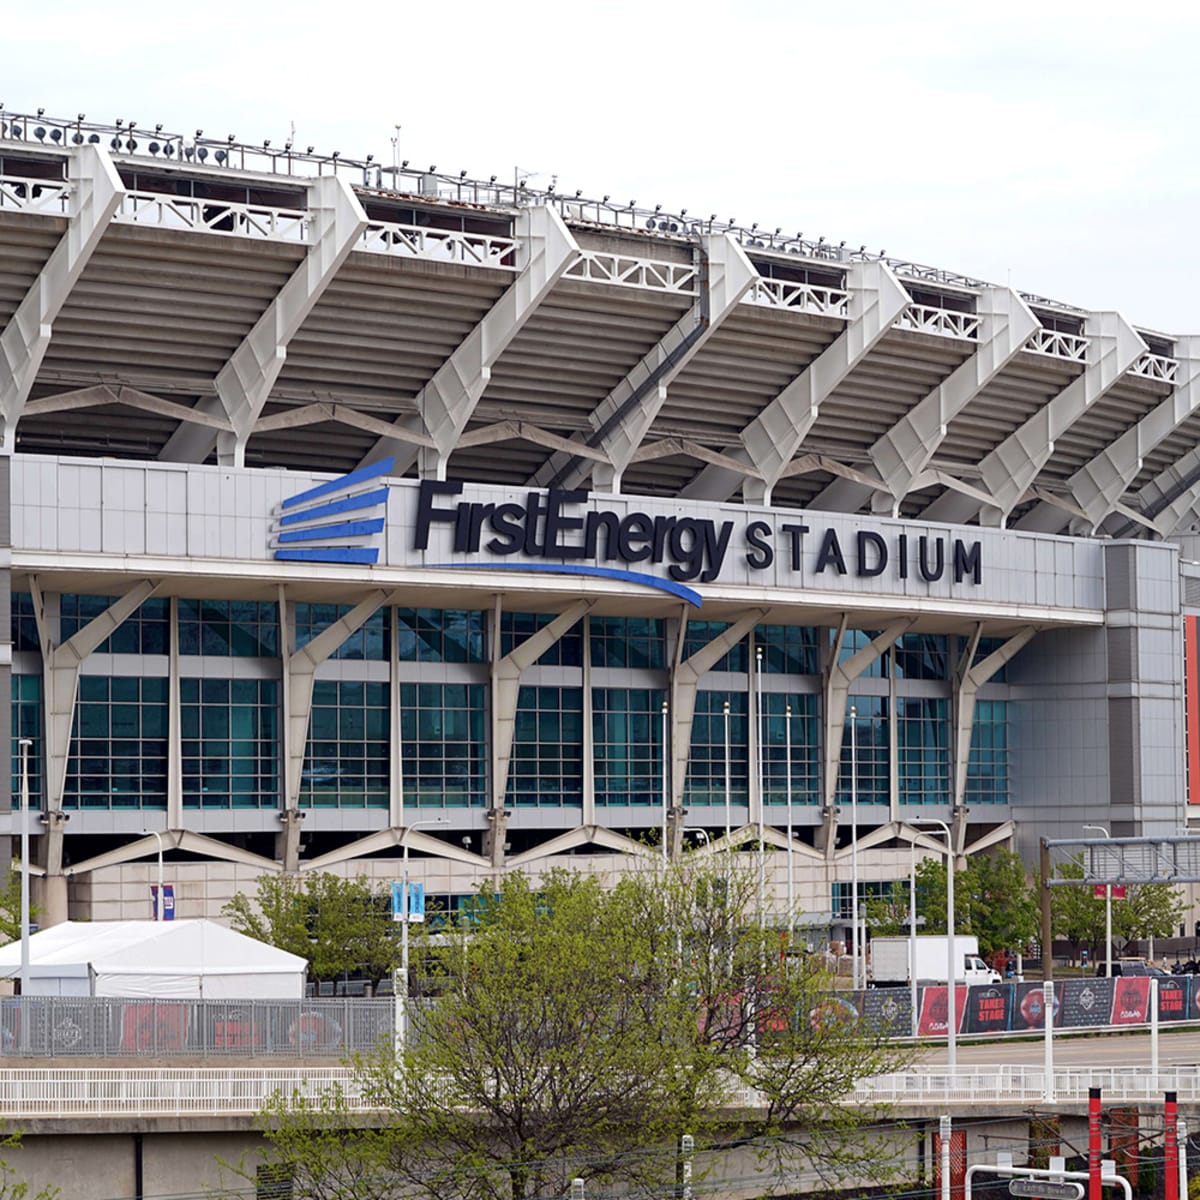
[1058,978,1113,1028]
[1158,976,1189,1021]
[857,987,913,1037]
[916,985,967,1037]
[963,984,1012,1034]
[1011,981,1060,1030]
[1109,977,1151,1025]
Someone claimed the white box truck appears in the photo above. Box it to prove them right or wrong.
[868,934,1002,986]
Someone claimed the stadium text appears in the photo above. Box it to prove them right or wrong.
[414,481,982,586]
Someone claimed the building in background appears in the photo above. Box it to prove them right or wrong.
[0,111,1196,939]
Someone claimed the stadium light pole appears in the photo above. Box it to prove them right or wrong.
[1083,825,1112,978]
[141,828,164,920]
[395,817,449,1060]
[912,817,956,1068]
[18,738,32,993]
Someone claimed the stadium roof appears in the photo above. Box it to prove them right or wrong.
[2,108,1197,539]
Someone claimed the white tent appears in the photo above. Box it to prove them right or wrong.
[0,920,308,999]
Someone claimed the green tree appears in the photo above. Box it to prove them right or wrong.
[223,872,398,987]
[235,860,914,1200]
[0,1132,59,1199]
[1049,855,1182,958]
[0,870,31,945]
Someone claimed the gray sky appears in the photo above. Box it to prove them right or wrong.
[8,1,1199,332]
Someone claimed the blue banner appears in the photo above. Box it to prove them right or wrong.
[391,881,425,923]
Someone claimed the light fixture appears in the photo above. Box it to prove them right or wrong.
[459,169,467,178]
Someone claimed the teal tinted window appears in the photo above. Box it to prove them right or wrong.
[11,594,38,654]
[396,609,485,663]
[294,604,388,661]
[11,675,41,808]
[838,630,886,678]
[509,686,583,806]
[593,688,665,805]
[757,626,819,675]
[301,680,389,808]
[399,683,486,807]
[66,675,168,808]
[179,600,278,657]
[500,614,582,667]
[897,696,949,805]
[894,634,949,681]
[589,618,665,669]
[61,595,169,655]
[966,699,1009,804]
[181,677,279,807]
[837,696,888,805]
[761,693,820,805]
[833,880,900,921]
[683,622,747,673]
[685,691,748,806]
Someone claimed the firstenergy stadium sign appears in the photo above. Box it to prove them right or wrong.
[415,481,982,605]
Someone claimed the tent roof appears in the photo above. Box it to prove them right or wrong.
[0,920,308,978]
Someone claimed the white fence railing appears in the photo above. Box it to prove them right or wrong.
[115,191,310,242]
[744,278,850,318]
[1026,327,1090,362]
[1,1063,1194,1119]
[894,304,982,341]
[1131,352,1180,384]
[359,221,518,269]
[0,174,71,216]
[563,251,698,295]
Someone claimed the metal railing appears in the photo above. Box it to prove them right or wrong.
[359,220,518,269]
[0,173,71,216]
[562,250,698,295]
[1131,352,1180,384]
[894,304,982,341]
[0,996,393,1059]
[0,1062,1193,1119]
[744,277,850,318]
[1026,327,1090,362]
[115,190,310,242]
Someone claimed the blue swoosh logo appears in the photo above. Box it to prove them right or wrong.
[430,562,702,608]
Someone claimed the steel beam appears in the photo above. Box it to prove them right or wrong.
[159,175,366,466]
[923,312,1146,527]
[1017,337,1200,534]
[529,234,756,492]
[682,261,909,504]
[812,287,1039,515]
[0,145,122,452]
[359,206,578,477]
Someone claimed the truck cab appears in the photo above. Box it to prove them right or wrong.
[965,955,1002,984]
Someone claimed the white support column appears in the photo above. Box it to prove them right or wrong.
[812,287,1039,514]
[1018,337,1200,534]
[491,601,592,813]
[822,618,913,810]
[361,206,579,477]
[668,610,767,814]
[0,145,122,452]
[923,312,1146,526]
[951,626,1037,810]
[581,615,596,827]
[281,589,396,817]
[531,234,758,493]
[160,175,367,466]
[682,261,909,504]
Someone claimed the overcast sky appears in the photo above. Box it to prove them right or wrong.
[7,1,1198,333]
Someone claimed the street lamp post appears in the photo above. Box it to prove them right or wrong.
[785,703,794,943]
[849,705,860,990]
[142,829,164,920]
[755,646,765,927]
[661,700,669,863]
[18,738,32,993]
[912,818,956,1068]
[723,699,732,844]
[909,832,918,1038]
[1083,825,1112,978]
[395,817,449,1060]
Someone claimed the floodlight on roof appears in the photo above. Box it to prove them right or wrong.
[401,159,408,168]
[459,169,467,178]
[36,107,43,116]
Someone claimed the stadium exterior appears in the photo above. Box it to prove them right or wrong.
[1,110,1198,937]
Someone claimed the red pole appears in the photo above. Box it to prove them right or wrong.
[1166,1090,1180,1200]
[1088,1086,1102,1200]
